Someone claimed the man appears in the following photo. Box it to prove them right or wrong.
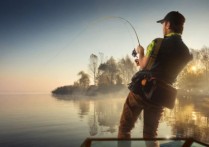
[118,11,192,146]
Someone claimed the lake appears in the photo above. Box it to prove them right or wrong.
[0,93,209,147]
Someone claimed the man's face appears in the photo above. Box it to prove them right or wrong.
[162,22,166,35]
[162,21,170,36]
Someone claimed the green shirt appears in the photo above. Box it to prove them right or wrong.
[146,33,181,57]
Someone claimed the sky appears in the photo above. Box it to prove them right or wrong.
[0,0,209,94]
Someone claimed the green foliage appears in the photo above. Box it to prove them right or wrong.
[98,57,118,85]
[117,55,137,84]
[77,71,90,88]
[52,54,136,95]
[89,54,98,85]
[52,85,86,95]
[53,47,209,96]
[177,47,209,92]
[97,55,137,86]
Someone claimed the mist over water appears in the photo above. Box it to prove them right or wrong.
[0,92,209,146]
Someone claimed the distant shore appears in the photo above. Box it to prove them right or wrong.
[51,84,209,99]
[51,84,128,96]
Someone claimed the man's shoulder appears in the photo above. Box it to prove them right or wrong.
[146,38,164,57]
[153,38,164,42]
[148,38,164,47]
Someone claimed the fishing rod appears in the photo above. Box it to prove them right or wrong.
[105,16,140,59]
[111,16,140,46]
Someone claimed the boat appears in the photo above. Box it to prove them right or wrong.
[81,137,209,147]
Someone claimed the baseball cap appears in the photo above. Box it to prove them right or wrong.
[157,11,185,25]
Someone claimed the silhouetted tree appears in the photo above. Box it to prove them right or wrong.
[106,57,118,84]
[115,75,123,85]
[177,48,209,92]
[78,71,90,88]
[98,57,118,85]
[200,46,209,81]
[118,55,137,84]
[89,54,98,85]
[73,81,79,87]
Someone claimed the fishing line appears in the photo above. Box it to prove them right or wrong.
[121,21,135,49]
[45,16,140,64]
[44,27,88,65]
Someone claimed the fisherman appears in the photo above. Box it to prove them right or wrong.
[118,11,192,146]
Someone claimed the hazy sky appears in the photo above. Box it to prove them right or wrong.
[0,0,209,94]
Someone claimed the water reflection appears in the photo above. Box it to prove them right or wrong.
[53,94,209,144]
[170,96,209,143]
[77,100,90,119]
[88,101,98,136]
[96,99,122,134]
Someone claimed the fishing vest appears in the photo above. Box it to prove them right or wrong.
[148,33,193,84]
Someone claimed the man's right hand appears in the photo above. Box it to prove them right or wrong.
[134,45,149,69]
[135,45,144,57]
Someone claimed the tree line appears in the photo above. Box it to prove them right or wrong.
[73,54,137,88]
[52,54,136,95]
[89,53,137,86]
[177,46,209,95]
[52,46,209,95]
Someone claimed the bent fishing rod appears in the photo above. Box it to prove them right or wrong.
[105,16,140,59]
[113,16,140,46]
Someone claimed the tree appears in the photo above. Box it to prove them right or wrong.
[176,48,209,92]
[177,61,205,90]
[118,55,137,84]
[115,75,123,85]
[98,57,118,85]
[97,63,110,86]
[200,46,209,81]
[78,71,90,88]
[89,54,98,85]
[106,57,118,84]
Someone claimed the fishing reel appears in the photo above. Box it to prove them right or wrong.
[132,49,140,66]
[132,49,137,58]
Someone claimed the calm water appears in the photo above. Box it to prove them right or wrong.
[0,93,209,147]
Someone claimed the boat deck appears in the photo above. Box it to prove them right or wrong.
[81,138,209,147]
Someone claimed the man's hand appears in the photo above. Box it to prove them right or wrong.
[135,45,144,58]
[134,45,145,66]
[134,45,149,69]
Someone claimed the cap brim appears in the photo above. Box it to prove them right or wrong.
[157,19,164,23]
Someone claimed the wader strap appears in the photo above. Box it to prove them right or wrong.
[145,38,163,70]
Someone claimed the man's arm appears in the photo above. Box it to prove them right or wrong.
[135,45,150,69]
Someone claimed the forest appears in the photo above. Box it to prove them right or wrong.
[52,46,209,96]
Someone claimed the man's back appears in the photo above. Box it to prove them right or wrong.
[150,33,192,84]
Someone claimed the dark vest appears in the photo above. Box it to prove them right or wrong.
[150,34,193,84]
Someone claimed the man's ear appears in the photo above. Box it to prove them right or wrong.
[165,21,171,29]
